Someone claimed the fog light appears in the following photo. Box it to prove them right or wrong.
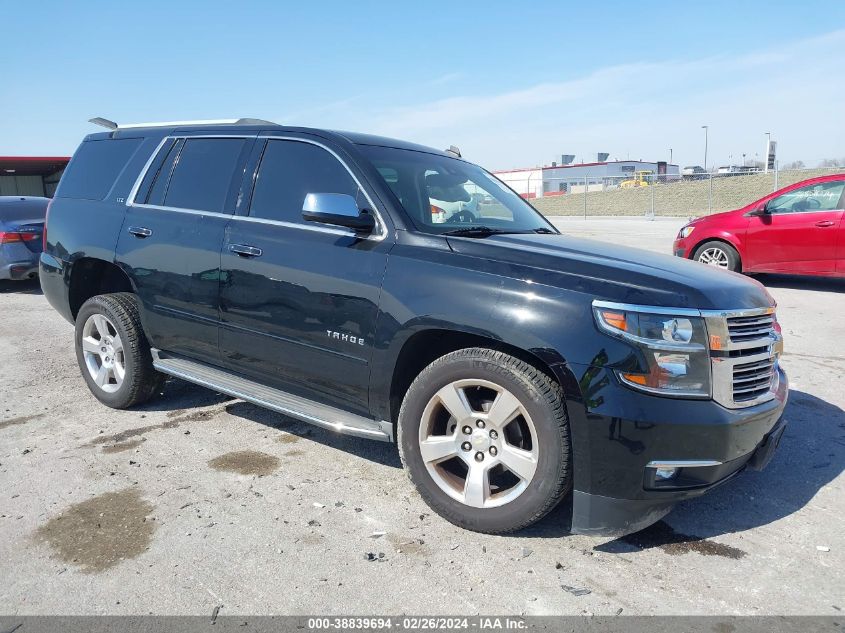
[654,467,679,480]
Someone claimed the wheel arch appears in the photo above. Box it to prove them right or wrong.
[386,327,581,431]
[689,236,743,270]
[68,257,135,320]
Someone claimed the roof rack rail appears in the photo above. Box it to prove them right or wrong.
[88,117,276,130]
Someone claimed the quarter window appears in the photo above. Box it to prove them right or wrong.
[161,138,247,213]
[249,140,359,224]
[767,181,845,214]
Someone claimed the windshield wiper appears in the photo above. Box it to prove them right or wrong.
[441,226,524,237]
[531,227,556,234]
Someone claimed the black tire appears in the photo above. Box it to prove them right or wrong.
[74,293,163,409]
[692,240,741,272]
[398,348,571,534]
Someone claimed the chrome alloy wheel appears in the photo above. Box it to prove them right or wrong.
[80,314,125,393]
[698,247,730,268]
[418,379,539,508]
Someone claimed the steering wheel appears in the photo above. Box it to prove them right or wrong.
[450,209,477,224]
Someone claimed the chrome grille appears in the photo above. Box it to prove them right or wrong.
[732,357,776,403]
[703,307,782,409]
[727,313,775,343]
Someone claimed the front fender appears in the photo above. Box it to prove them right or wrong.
[370,240,614,403]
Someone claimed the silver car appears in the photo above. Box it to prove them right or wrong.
[0,196,48,281]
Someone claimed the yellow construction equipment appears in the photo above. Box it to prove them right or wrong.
[620,170,653,189]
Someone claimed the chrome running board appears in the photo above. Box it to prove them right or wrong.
[151,349,392,442]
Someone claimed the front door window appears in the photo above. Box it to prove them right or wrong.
[767,181,845,214]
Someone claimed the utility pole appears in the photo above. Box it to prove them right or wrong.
[583,176,588,219]
[701,125,709,172]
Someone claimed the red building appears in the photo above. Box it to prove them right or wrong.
[0,156,70,197]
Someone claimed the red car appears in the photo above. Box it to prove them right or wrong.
[673,174,845,277]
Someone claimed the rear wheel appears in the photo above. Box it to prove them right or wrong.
[398,348,571,534]
[693,240,741,272]
[74,293,163,408]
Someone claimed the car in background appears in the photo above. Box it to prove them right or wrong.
[681,165,707,180]
[715,165,761,178]
[673,175,845,277]
[0,196,48,281]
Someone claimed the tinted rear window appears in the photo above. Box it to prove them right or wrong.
[57,139,142,200]
[162,138,247,213]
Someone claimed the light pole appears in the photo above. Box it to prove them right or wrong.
[701,125,709,172]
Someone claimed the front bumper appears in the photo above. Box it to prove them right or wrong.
[567,363,788,536]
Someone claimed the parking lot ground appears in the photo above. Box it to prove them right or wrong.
[1,219,844,615]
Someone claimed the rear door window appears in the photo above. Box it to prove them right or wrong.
[57,138,143,200]
[161,138,247,213]
[249,140,359,224]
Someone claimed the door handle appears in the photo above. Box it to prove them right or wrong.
[128,226,152,238]
[814,220,835,227]
[229,243,263,258]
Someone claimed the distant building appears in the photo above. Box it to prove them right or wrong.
[0,156,70,197]
[494,160,681,198]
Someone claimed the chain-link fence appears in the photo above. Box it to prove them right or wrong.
[508,166,845,218]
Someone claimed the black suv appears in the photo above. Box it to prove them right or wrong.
[40,118,788,536]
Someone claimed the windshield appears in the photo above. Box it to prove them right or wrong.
[359,145,556,235]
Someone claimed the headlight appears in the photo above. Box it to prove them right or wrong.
[678,225,695,239]
[593,302,711,398]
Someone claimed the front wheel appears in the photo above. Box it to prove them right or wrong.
[398,348,571,534]
[74,293,163,409]
[693,240,741,272]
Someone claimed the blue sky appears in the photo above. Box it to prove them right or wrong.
[3,0,844,170]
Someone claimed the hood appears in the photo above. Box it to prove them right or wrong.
[446,232,773,311]
[686,208,743,226]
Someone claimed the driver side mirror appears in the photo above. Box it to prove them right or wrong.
[302,193,376,233]
[747,203,772,217]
